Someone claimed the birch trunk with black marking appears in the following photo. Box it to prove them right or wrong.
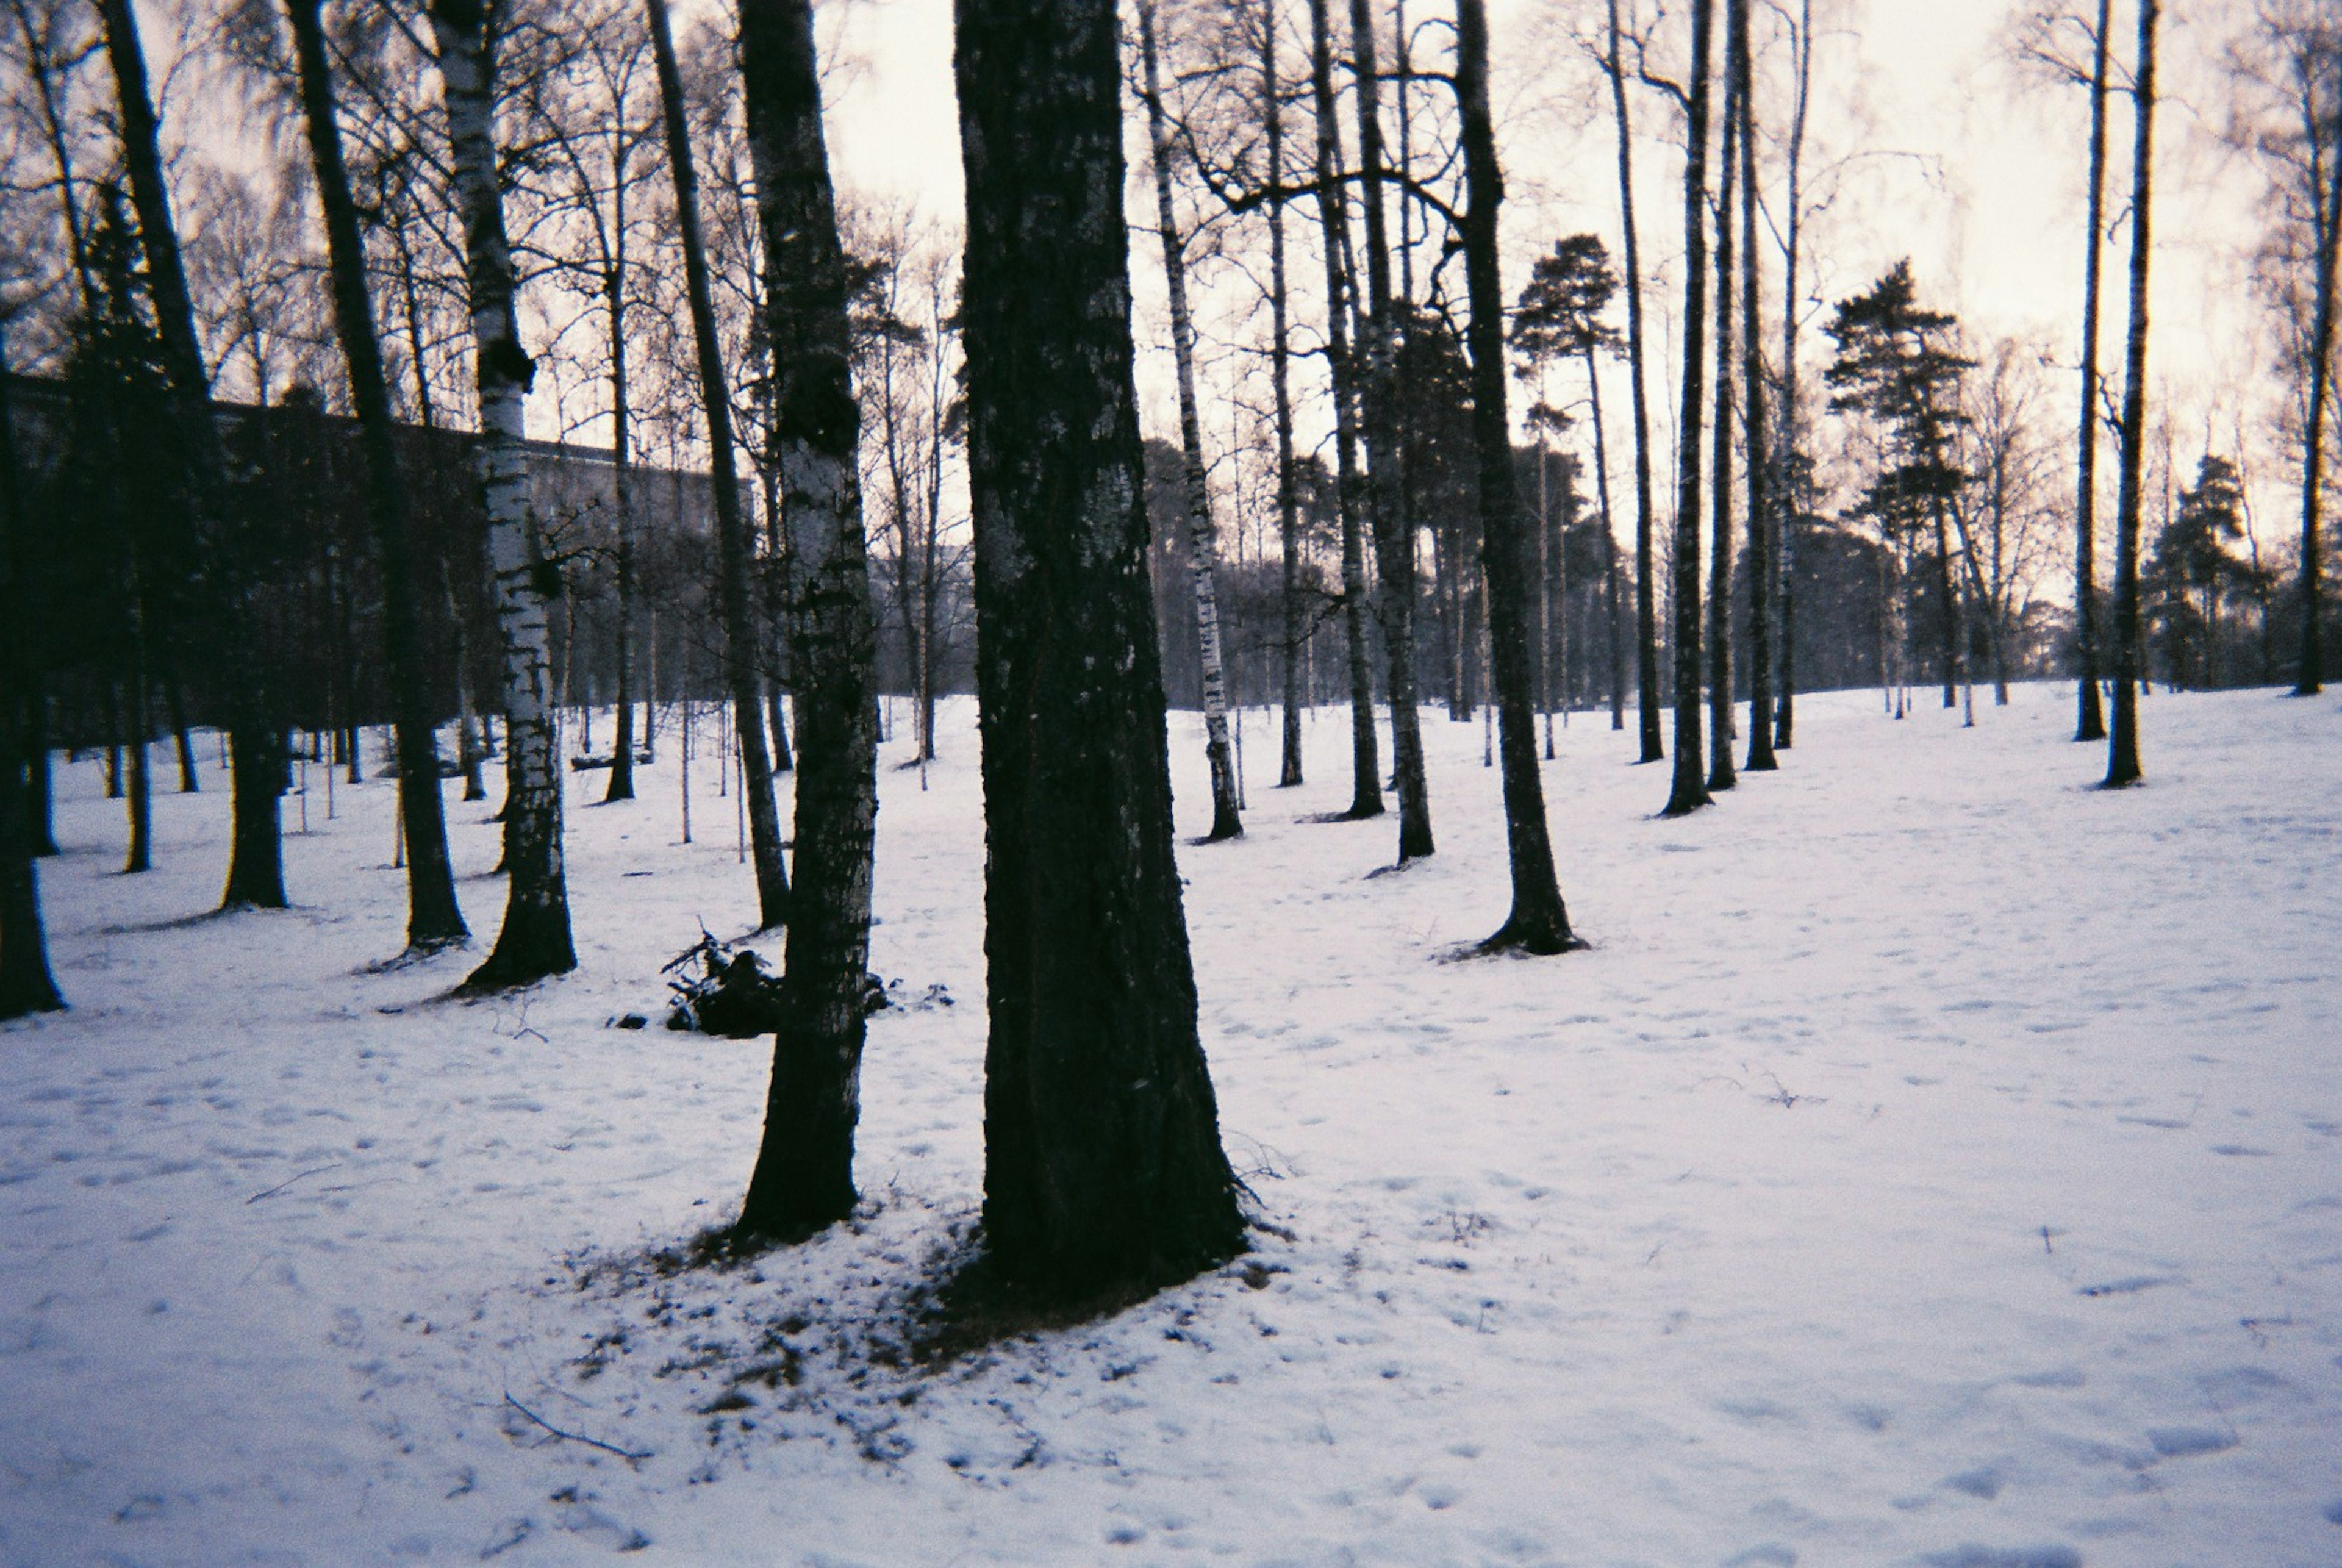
[2104,0,2155,787]
[431,0,575,985]
[606,164,639,801]
[288,0,467,949]
[99,0,285,906]
[1350,0,1431,859]
[1309,0,1381,820]
[1459,0,1572,954]
[1607,0,1664,764]
[1663,0,1716,817]
[954,0,1243,1301]
[1137,1,1240,841]
[646,0,789,927]
[736,0,880,1239]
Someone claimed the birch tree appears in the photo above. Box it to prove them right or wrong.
[429,0,576,986]
[1136,0,1241,842]
[736,0,880,1239]
[1662,0,1717,818]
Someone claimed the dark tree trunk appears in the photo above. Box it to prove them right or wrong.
[1266,0,1304,790]
[1459,0,1572,954]
[1774,0,1810,751]
[2072,0,2112,737]
[26,686,56,858]
[0,325,64,1018]
[99,0,284,907]
[167,670,197,792]
[1663,0,1717,818]
[607,204,639,800]
[1350,0,1432,861]
[1607,0,1664,764]
[1309,0,1381,822]
[288,0,467,950]
[2295,51,2342,696]
[1739,0,1777,773]
[953,0,1243,1301]
[1706,23,1740,793]
[2104,0,2156,787]
[647,0,789,929]
[432,0,575,986]
[1137,1,1241,842]
[736,0,881,1240]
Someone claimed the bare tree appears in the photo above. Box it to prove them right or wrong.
[1603,0,1665,764]
[1308,0,1381,821]
[953,0,1243,1301]
[736,0,879,1239]
[284,0,468,953]
[1350,0,1431,861]
[645,0,788,928]
[1458,0,1572,954]
[1663,0,1717,817]
[430,0,576,985]
[2104,0,2158,787]
[1136,0,1241,842]
[99,0,288,907]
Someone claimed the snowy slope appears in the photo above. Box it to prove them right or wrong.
[1,682,2335,1567]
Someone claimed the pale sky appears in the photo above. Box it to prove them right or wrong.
[812,0,2285,553]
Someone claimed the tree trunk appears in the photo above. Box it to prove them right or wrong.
[1663,0,1717,817]
[607,171,639,801]
[1266,0,1305,790]
[736,0,881,1240]
[0,325,65,1018]
[2294,51,2342,696]
[646,0,789,928]
[953,0,1243,1300]
[1350,0,1432,861]
[288,0,467,949]
[1774,0,1810,751]
[2104,0,2156,787]
[1137,2,1241,842]
[1739,0,1777,773]
[1706,15,1741,792]
[1309,0,1382,822]
[431,0,575,985]
[2072,0,2112,737]
[99,0,284,908]
[1459,0,1572,954]
[1607,0,1664,764]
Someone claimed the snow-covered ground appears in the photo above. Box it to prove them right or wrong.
[1,681,2336,1567]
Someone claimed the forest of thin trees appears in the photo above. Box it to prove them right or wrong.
[1,0,2337,1301]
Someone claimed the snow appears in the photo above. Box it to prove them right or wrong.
[2,681,2337,1567]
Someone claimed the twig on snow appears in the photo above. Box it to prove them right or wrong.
[502,1392,653,1465]
[246,1164,342,1204]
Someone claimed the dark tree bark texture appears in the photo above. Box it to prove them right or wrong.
[1458,0,1573,954]
[953,0,1244,1301]
[1663,0,1717,817]
[2072,0,2112,737]
[0,326,64,1019]
[287,0,468,951]
[99,0,285,908]
[1607,0,1664,765]
[646,0,790,929]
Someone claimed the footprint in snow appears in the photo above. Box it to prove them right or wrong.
[1920,1548,2080,1568]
